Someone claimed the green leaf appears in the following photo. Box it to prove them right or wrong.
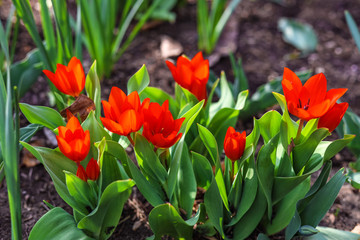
[140,86,179,116]
[227,155,258,226]
[303,226,360,240]
[256,134,279,220]
[65,171,97,211]
[233,186,267,240]
[258,110,281,144]
[278,18,318,53]
[192,152,213,190]
[178,100,204,137]
[285,210,301,240]
[167,140,184,201]
[345,10,360,53]
[264,177,310,235]
[198,124,229,211]
[148,204,193,240]
[299,168,346,227]
[134,134,168,185]
[293,128,329,174]
[177,143,197,218]
[127,64,150,94]
[85,61,101,120]
[78,180,134,239]
[20,143,87,214]
[19,103,65,130]
[204,176,225,238]
[29,207,93,240]
[98,151,122,193]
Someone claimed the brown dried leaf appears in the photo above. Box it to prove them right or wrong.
[60,94,96,122]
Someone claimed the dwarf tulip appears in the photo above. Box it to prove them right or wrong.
[281,68,347,121]
[318,102,348,132]
[166,52,209,101]
[43,57,85,97]
[86,158,100,181]
[101,87,144,136]
[142,99,185,148]
[76,165,88,181]
[224,126,246,161]
[56,115,90,162]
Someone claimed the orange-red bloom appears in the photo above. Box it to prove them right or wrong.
[318,102,348,132]
[224,126,246,161]
[282,68,347,121]
[76,165,88,181]
[101,87,144,136]
[142,100,185,148]
[43,57,85,97]
[86,158,100,181]
[56,115,90,162]
[166,52,209,101]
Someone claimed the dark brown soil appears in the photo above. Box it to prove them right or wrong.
[1,0,360,239]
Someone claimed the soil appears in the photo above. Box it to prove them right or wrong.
[1,0,360,239]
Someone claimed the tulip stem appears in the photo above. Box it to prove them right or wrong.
[295,119,304,144]
[231,161,235,183]
[127,134,135,146]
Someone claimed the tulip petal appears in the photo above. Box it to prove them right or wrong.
[325,88,348,108]
[303,73,327,105]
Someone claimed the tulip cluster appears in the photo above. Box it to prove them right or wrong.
[21,54,355,240]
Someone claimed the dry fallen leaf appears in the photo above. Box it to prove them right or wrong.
[351,224,360,234]
[60,94,96,122]
[160,35,183,59]
[22,139,44,167]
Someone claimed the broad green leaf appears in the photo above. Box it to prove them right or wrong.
[65,171,97,212]
[204,176,224,238]
[77,180,134,239]
[167,140,184,201]
[29,207,93,240]
[134,134,168,185]
[227,156,258,226]
[85,61,101,120]
[178,100,204,137]
[148,204,193,240]
[258,110,281,144]
[300,168,346,227]
[20,143,87,214]
[178,144,197,218]
[303,226,360,240]
[264,177,310,235]
[293,128,329,174]
[278,18,318,53]
[285,210,301,240]
[198,124,229,211]
[127,64,150,94]
[192,152,213,190]
[98,152,122,193]
[233,187,267,240]
[19,103,65,130]
[257,134,279,220]
[140,86,179,116]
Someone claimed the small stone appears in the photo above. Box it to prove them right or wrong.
[160,36,183,59]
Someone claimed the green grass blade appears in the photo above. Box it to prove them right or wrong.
[197,0,210,51]
[345,10,360,53]
[211,0,242,50]
[39,0,56,59]
[0,20,22,240]
[112,0,144,56]
[75,4,82,61]
[115,0,161,61]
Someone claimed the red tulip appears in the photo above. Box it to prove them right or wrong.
[56,115,90,162]
[43,57,85,97]
[142,99,185,148]
[282,68,347,121]
[101,87,144,136]
[76,165,88,182]
[166,52,209,101]
[86,158,100,181]
[318,102,348,132]
[224,126,246,161]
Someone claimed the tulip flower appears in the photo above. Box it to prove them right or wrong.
[101,87,144,138]
[76,165,88,182]
[86,158,100,181]
[56,115,90,162]
[224,126,246,161]
[166,52,209,101]
[43,57,85,97]
[318,102,349,132]
[142,99,185,149]
[281,68,347,121]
